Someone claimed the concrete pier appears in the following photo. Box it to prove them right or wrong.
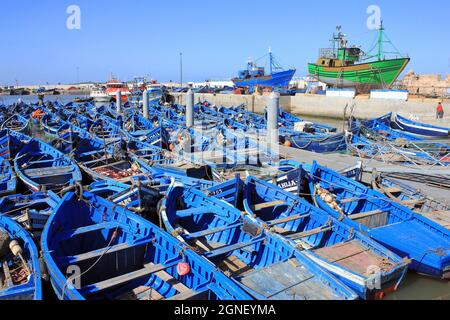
[116,91,122,114]
[143,90,149,119]
[186,89,194,128]
[173,92,450,126]
[267,92,280,147]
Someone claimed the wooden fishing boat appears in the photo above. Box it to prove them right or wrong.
[74,136,155,184]
[0,192,60,239]
[89,118,122,144]
[0,115,30,134]
[346,133,445,166]
[122,114,169,148]
[14,136,83,193]
[41,190,252,300]
[0,214,42,300]
[244,176,408,299]
[0,157,17,197]
[40,112,66,136]
[308,161,450,279]
[281,131,347,153]
[372,173,450,226]
[160,183,358,300]
[354,115,450,158]
[0,129,31,162]
[392,113,450,138]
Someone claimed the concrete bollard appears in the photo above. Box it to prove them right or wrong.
[186,89,194,128]
[267,91,280,147]
[116,91,122,114]
[143,90,149,119]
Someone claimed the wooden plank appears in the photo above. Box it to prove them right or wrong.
[339,197,363,204]
[166,289,208,301]
[24,166,74,178]
[93,160,127,170]
[384,187,402,193]
[251,200,285,211]
[349,210,386,221]
[400,199,426,206]
[185,223,243,240]
[57,222,119,241]
[267,214,310,227]
[59,242,132,266]
[288,226,333,241]
[82,262,178,295]
[204,238,264,259]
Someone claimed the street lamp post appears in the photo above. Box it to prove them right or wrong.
[180,52,183,88]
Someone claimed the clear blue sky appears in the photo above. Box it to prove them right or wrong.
[1,0,449,85]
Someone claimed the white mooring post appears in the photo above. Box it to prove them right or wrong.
[267,91,280,148]
[142,90,149,119]
[186,89,194,128]
[116,91,122,114]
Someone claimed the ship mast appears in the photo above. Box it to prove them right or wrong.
[269,47,273,74]
[377,20,384,61]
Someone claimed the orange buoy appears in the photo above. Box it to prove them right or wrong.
[169,143,175,151]
[284,140,292,147]
[177,262,191,276]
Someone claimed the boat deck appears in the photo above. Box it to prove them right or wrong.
[313,240,394,276]
[237,259,345,300]
[422,211,450,229]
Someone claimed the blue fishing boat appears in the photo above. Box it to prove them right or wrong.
[244,176,408,299]
[0,129,31,162]
[40,112,66,136]
[308,161,450,279]
[346,133,445,166]
[355,115,450,158]
[0,214,42,300]
[281,131,347,153]
[232,50,296,90]
[122,114,169,148]
[160,183,358,300]
[89,117,122,144]
[41,190,252,300]
[0,192,60,239]
[371,173,450,224]
[392,113,450,138]
[14,136,83,193]
[0,114,30,134]
[0,157,17,197]
[72,137,150,184]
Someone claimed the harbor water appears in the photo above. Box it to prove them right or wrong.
[2,94,450,300]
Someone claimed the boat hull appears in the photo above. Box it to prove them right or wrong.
[232,69,296,88]
[392,113,450,138]
[308,58,410,90]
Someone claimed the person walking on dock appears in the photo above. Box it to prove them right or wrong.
[436,102,444,119]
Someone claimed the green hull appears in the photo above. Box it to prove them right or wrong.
[308,58,410,90]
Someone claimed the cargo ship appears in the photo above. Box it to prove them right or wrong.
[232,49,296,89]
[308,23,410,92]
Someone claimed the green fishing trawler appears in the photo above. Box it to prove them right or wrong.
[308,22,410,91]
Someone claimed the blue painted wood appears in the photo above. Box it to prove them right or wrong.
[0,214,42,300]
[243,176,409,299]
[41,191,252,300]
[13,132,82,193]
[308,161,450,279]
[160,183,358,300]
[392,113,450,138]
[0,156,16,197]
[0,192,60,239]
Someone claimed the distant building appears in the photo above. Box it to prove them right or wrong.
[402,71,450,98]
